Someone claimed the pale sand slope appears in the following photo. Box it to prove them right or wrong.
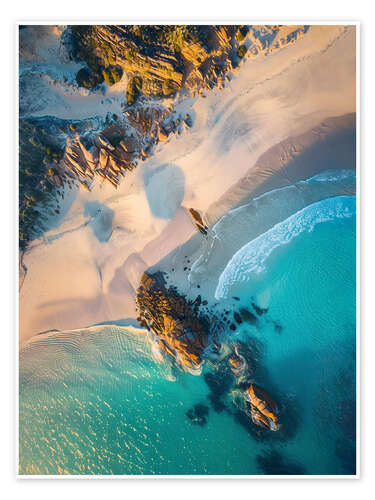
[20,25,356,345]
[153,114,356,306]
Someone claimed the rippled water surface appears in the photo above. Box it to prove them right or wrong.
[19,195,356,475]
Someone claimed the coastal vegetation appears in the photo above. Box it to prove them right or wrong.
[126,76,142,105]
[69,25,240,100]
[19,120,69,248]
[102,66,123,86]
[237,44,247,58]
[75,66,104,89]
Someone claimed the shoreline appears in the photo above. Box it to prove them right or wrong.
[19,26,356,345]
[206,113,356,225]
[19,113,356,345]
[150,114,356,307]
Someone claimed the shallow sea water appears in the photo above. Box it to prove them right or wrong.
[222,209,356,475]
[19,193,356,476]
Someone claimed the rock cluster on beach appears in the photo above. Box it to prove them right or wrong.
[60,24,309,191]
[59,25,244,191]
[19,24,309,249]
[19,119,77,248]
[70,25,236,99]
[62,105,194,190]
[70,25,308,100]
[135,271,209,370]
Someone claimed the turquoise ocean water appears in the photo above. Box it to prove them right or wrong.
[19,181,356,475]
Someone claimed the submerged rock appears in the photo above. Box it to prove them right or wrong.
[204,364,232,413]
[233,312,242,324]
[240,308,258,326]
[273,321,283,334]
[246,384,279,431]
[256,449,305,475]
[186,403,209,426]
[251,301,268,316]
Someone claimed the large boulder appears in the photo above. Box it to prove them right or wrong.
[246,384,279,431]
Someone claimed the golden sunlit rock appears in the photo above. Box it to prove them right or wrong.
[246,384,279,431]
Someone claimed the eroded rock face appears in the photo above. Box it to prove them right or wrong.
[62,105,174,189]
[58,25,312,192]
[246,384,279,431]
[69,25,309,100]
[136,272,209,370]
[69,25,236,99]
[136,272,282,429]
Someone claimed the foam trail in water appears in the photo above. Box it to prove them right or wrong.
[306,169,355,183]
[215,195,355,300]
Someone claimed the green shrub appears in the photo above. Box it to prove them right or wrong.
[76,67,104,89]
[236,26,249,42]
[237,44,247,58]
[102,66,123,86]
[102,68,113,86]
[111,66,123,83]
[19,120,66,248]
[126,76,142,106]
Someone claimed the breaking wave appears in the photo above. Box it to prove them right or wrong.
[215,195,356,300]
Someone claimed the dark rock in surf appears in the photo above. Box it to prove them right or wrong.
[256,449,305,475]
[273,321,282,333]
[251,301,268,316]
[204,364,232,413]
[234,312,242,324]
[246,384,279,431]
[240,308,258,326]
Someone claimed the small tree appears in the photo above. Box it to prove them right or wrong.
[237,45,247,58]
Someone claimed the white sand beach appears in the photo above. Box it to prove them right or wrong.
[19,25,356,345]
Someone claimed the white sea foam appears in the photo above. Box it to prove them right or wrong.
[215,195,355,300]
[20,26,356,343]
[306,169,355,183]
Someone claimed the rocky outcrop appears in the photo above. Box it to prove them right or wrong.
[62,105,176,188]
[63,128,137,189]
[19,118,76,248]
[135,272,210,370]
[69,25,234,99]
[188,208,208,235]
[136,272,282,429]
[228,353,246,376]
[62,25,310,190]
[19,25,310,248]
[69,25,309,100]
[246,384,279,431]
